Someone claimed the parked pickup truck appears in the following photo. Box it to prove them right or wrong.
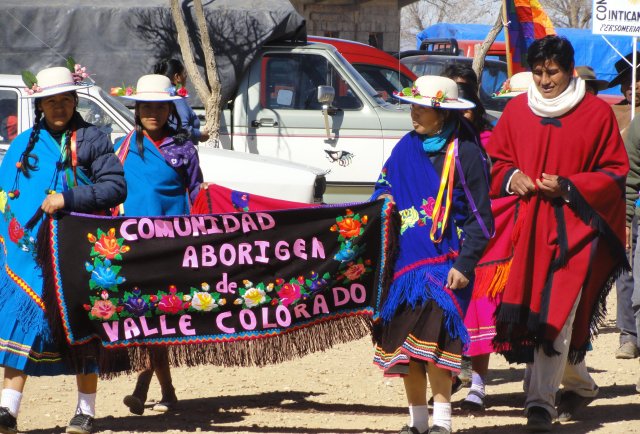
[0,74,326,204]
[217,40,413,202]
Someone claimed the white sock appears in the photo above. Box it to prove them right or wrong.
[0,389,22,417]
[76,392,96,417]
[432,401,452,431]
[466,372,486,404]
[409,404,429,433]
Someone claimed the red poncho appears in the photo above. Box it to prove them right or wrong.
[487,93,629,363]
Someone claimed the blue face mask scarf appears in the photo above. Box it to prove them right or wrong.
[422,119,455,153]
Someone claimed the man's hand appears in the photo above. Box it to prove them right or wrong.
[509,171,536,197]
[536,173,566,199]
[447,267,469,290]
[41,193,65,214]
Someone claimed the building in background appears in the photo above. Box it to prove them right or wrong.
[290,0,416,52]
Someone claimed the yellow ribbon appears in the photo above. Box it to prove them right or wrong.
[430,138,456,243]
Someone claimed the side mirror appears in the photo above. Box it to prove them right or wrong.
[317,86,335,105]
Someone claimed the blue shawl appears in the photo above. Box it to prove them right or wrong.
[0,127,84,336]
[114,133,191,216]
[372,130,469,344]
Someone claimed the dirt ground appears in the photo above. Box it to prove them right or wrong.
[14,290,640,434]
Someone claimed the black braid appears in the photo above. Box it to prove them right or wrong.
[170,104,190,144]
[134,107,145,160]
[20,106,43,178]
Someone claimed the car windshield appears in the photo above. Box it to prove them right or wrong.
[333,52,387,106]
[353,64,414,104]
[401,56,509,113]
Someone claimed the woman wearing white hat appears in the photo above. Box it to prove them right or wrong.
[0,64,126,434]
[371,76,494,434]
[112,74,203,415]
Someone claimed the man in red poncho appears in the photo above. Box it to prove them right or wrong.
[488,36,629,432]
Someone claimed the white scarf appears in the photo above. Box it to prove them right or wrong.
[527,77,586,118]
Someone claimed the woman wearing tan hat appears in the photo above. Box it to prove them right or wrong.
[371,75,493,434]
[0,64,126,434]
[112,74,203,416]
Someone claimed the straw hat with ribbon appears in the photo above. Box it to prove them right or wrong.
[21,57,92,98]
[113,74,183,102]
[394,75,475,109]
[493,72,533,98]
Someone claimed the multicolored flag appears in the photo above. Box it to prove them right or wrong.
[503,0,556,76]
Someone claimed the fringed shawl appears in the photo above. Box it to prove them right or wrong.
[372,130,470,344]
[488,93,629,363]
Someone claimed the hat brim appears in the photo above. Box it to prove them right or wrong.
[394,94,475,109]
[22,82,92,99]
[493,90,527,98]
[585,79,609,91]
[608,66,640,88]
[121,93,182,102]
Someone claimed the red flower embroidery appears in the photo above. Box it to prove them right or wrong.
[8,218,24,243]
[277,283,301,306]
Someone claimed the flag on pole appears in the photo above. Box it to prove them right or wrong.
[504,0,556,76]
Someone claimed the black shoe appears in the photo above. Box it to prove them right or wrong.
[557,389,597,422]
[460,390,485,412]
[0,407,17,434]
[398,425,427,434]
[526,406,552,433]
[123,394,145,415]
[66,413,94,434]
[429,426,452,434]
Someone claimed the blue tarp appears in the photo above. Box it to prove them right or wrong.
[417,23,635,95]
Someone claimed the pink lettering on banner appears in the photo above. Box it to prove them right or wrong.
[293,239,307,260]
[351,283,366,303]
[239,309,257,330]
[120,219,138,241]
[103,321,119,342]
[203,216,223,234]
[275,305,292,327]
[293,303,311,319]
[332,286,350,307]
[138,218,154,239]
[179,315,197,336]
[159,315,176,335]
[140,316,159,336]
[313,294,329,315]
[254,241,270,263]
[261,307,278,328]
[241,214,259,233]
[215,273,237,294]
[216,311,235,333]
[237,243,253,264]
[123,318,141,340]
[222,215,240,233]
[256,213,275,230]
[219,244,236,266]
[275,241,290,261]
[190,216,207,236]
[311,237,325,259]
[174,217,192,237]
[182,246,199,268]
[201,245,217,266]
[154,219,175,238]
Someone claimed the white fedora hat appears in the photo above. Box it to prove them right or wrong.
[494,72,533,98]
[23,66,92,99]
[394,75,475,109]
[120,74,182,102]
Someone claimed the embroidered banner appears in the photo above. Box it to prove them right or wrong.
[43,200,394,372]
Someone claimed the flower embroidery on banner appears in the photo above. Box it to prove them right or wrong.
[242,286,267,308]
[88,228,130,260]
[90,299,117,320]
[277,282,302,307]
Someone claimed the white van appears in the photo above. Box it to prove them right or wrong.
[0,74,326,204]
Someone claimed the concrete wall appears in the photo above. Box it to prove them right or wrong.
[290,0,401,52]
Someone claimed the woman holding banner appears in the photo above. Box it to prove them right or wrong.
[0,64,126,434]
[371,75,493,434]
[112,74,203,415]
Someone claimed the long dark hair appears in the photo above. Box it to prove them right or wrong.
[134,101,189,158]
[456,82,492,133]
[20,92,80,177]
[153,59,185,84]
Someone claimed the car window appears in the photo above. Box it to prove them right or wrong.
[77,97,127,143]
[0,89,19,145]
[261,53,362,110]
[353,64,413,103]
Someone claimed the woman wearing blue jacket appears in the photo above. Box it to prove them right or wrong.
[0,65,126,434]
